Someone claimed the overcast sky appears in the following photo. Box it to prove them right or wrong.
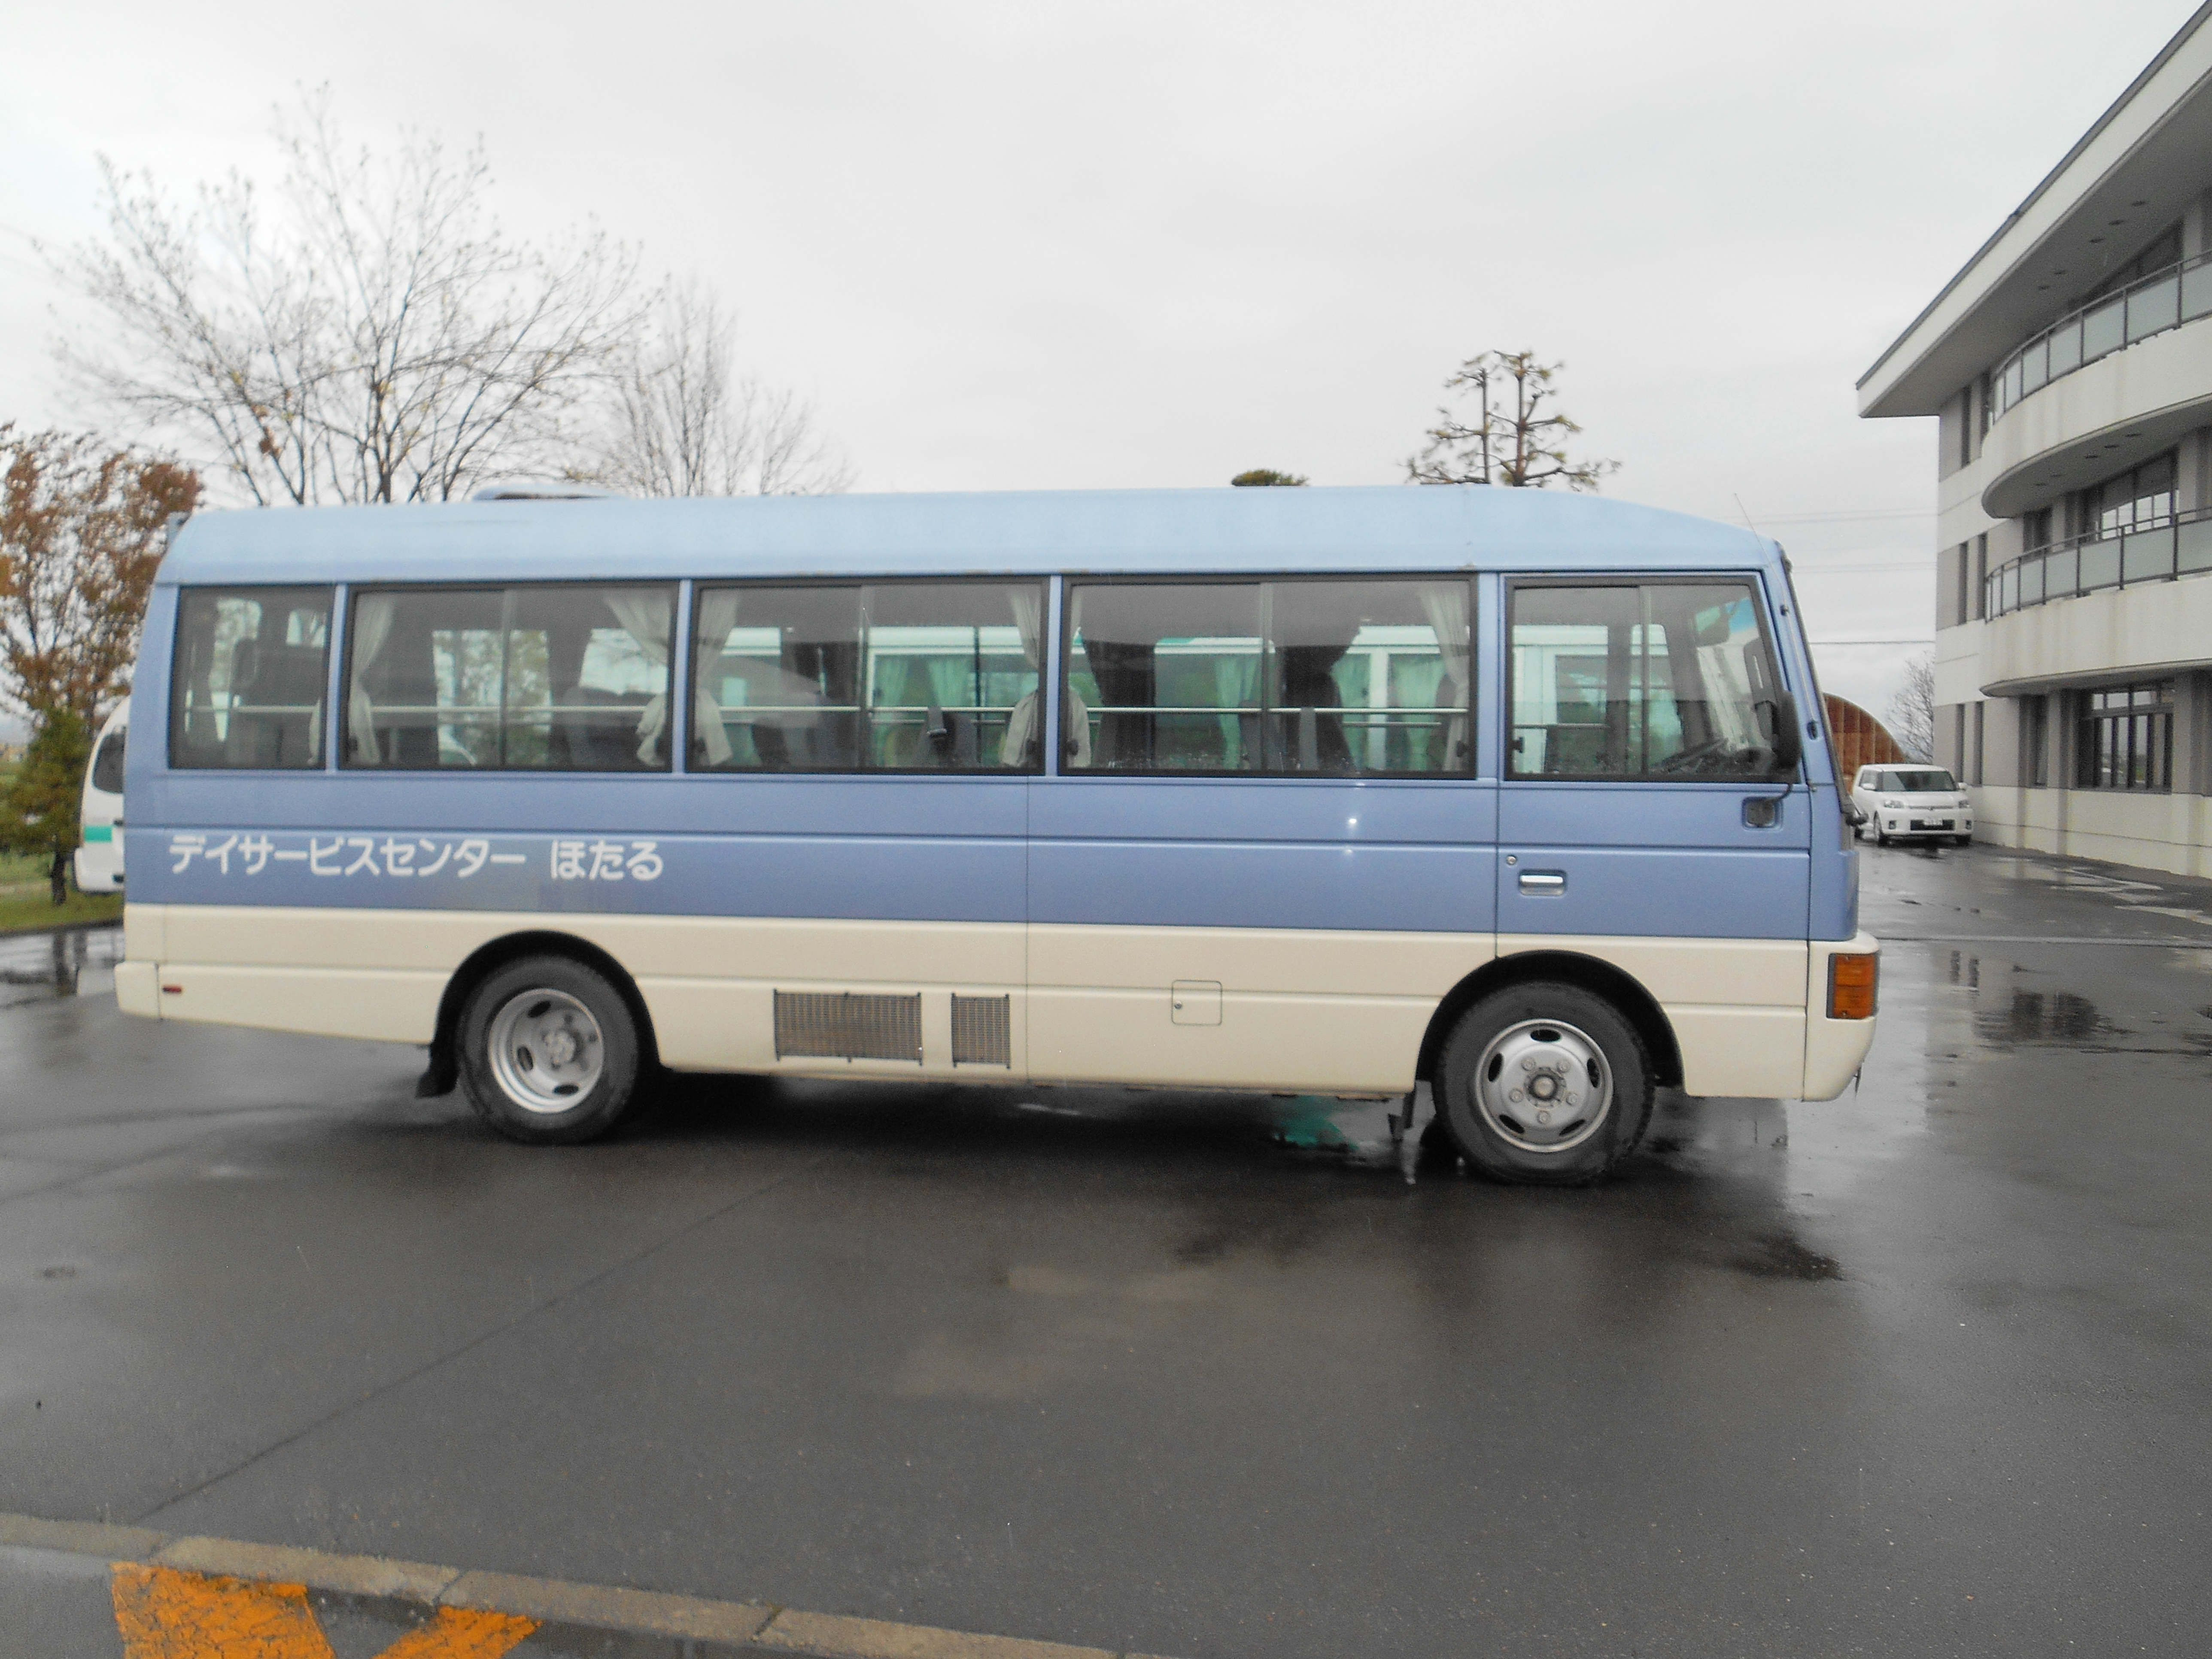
[1,0,2200,726]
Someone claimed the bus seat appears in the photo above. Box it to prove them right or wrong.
[911,691,964,768]
[224,641,326,767]
[555,688,650,770]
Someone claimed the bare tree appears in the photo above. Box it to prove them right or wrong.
[47,91,648,505]
[1888,652,1936,763]
[1,425,200,723]
[1407,350,1618,489]
[588,284,851,498]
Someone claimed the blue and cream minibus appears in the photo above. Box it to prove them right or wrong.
[116,486,1878,1184]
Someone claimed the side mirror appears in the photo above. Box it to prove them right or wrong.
[1842,799,1869,827]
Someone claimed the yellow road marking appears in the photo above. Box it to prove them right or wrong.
[365,1608,538,1659]
[111,1568,331,1659]
[110,1564,535,1659]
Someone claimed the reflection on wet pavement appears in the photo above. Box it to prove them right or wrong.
[1980,987,2104,1045]
[1933,944,2212,1056]
[0,927,122,1008]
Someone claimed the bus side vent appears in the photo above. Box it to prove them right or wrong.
[950,994,1012,1066]
[775,992,923,1063]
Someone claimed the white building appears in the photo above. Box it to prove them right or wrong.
[1859,4,2212,878]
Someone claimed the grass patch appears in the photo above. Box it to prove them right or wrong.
[0,850,122,933]
[0,849,58,884]
[0,885,122,934]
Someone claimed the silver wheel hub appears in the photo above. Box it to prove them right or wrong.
[487,989,604,1115]
[1470,1018,1613,1154]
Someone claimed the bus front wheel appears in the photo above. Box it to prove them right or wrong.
[458,955,644,1145]
[1435,982,1654,1185]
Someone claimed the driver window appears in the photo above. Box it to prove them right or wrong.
[1509,580,1790,780]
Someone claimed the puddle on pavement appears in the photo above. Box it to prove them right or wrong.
[1978,988,2106,1046]
[1731,1232,1844,1280]
[1944,951,2212,1056]
[0,927,122,1008]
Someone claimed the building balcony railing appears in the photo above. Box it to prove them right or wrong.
[1983,504,2212,618]
[1988,251,2212,423]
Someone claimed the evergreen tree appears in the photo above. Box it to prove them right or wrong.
[2,708,89,905]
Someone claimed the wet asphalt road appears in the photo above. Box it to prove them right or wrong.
[2,846,2210,1658]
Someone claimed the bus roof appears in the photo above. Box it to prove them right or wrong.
[158,484,1776,586]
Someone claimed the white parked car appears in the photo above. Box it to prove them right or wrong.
[1850,764,1972,847]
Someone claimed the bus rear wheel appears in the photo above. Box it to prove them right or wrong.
[458,955,643,1145]
[1435,981,1654,1185]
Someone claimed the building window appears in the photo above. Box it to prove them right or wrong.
[2022,696,2048,787]
[2075,222,2184,310]
[2076,682,2175,791]
[1972,533,1988,620]
[1970,702,1985,786]
[2087,452,2178,538]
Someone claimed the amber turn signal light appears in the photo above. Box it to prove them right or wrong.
[1827,952,1878,1020]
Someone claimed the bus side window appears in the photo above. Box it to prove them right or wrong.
[688,580,1043,773]
[1508,580,1790,781]
[344,585,677,772]
[1063,577,1472,776]
[169,586,334,770]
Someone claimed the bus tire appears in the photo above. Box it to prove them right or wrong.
[1435,981,1653,1186]
[457,955,643,1145]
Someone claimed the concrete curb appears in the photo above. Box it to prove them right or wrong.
[0,1512,1178,1659]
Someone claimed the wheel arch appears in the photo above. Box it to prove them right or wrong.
[417,930,659,1098]
[1415,949,1683,1091]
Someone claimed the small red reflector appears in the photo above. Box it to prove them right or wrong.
[160,984,183,995]
[1827,953,1878,1020]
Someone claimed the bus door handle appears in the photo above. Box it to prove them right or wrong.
[1517,870,1566,896]
[1742,794,1787,829]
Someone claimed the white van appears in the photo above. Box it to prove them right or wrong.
[74,703,127,892]
[1850,764,1972,847]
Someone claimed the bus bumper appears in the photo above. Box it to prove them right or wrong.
[74,839,124,893]
[115,960,161,1018]
[116,902,162,1019]
[1803,932,1880,1100]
